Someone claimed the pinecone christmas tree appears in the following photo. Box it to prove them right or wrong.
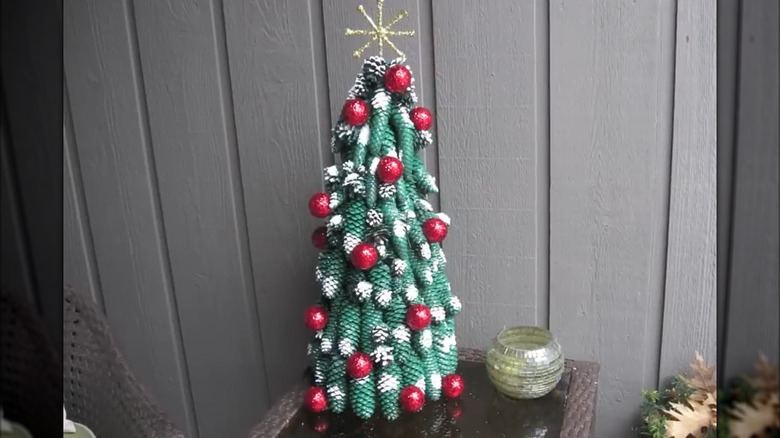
[302,54,463,421]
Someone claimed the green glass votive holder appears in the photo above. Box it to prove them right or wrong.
[486,326,564,399]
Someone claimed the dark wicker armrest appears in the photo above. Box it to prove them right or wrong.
[64,287,185,438]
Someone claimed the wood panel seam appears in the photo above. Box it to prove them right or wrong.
[211,0,272,408]
[63,84,106,313]
[123,0,200,434]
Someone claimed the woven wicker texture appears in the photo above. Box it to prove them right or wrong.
[0,289,62,437]
[63,286,185,438]
[248,347,599,438]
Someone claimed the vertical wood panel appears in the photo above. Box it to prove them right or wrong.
[724,0,780,378]
[659,0,717,380]
[717,0,740,378]
[63,93,103,310]
[432,0,546,347]
[131,0,268,435]
[549,1,675,435]
[63,1,197,435]
[221,0,328,402]
[322,0,439,211]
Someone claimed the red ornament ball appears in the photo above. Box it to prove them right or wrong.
[304,387,327,413]
[350,243,378,270]
[342,99,369,126]
[422,217,448,243]
[346,352,373,379]
[410,107,433,131]
[308,193,331,218]
[377,156,404,184]
[385,65,412,94]
[304,305,328,331]
[399,385,425,412]
[406,304,432,331]
[311,226,328,249]
[442,374,465,399]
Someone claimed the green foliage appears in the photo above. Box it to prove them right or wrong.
[639,389,668,437]
[638,376,713,438]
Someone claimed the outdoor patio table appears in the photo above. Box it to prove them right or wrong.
[249,348,599,438]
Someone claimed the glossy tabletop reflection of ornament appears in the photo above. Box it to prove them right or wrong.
[275,360,569,438]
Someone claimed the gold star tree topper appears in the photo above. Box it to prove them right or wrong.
[345,0,415,58]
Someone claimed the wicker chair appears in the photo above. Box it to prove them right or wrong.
[63,286,185,438]
[1,287,185,438]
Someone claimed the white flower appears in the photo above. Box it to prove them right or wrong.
[406,210,416,219]
[414,378,426,392]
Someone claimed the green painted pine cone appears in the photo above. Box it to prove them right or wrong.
[350,373,376,419]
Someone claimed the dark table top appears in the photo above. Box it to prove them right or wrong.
[249,349,599,438]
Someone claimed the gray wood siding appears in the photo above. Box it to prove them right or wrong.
[549,2,676,435]
[721,0,779,379]
[54,0,744,436]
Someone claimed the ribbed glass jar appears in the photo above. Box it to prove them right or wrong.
[486,326,564,399]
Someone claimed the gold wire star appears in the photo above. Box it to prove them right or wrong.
[344,0,415,59]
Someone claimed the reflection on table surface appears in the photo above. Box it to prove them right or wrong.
[277,360,570,438]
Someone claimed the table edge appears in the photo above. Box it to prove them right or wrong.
[248,347,600,438]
